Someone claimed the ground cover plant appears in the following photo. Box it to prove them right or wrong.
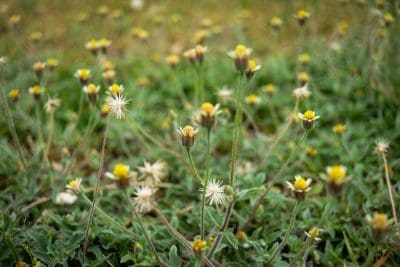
[0,0,400,266]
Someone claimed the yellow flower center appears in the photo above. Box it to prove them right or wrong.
[47,58,58,66]
[87,39,98,49]
[68,180,79,190]
[9,89,20,99]
[192,239,206,252]
[248,60,257,70]
[80,69,90,79]
[201,102,214,114]
[308,227,319,237]
[303,110,315,120]
[87,84,98,94]
[271,17,282,26]
[235,44,247,56]
[294,177,308,190]
[110,84,121,94]
[297,10,310,19]
[328,165,346,183]
[101,104,111,114]
[32,85,41,94]
[246,94,258,105]
[113,163,129,178]
[182,125,195,137]
[371,213,388,230]
[333,124,346,134]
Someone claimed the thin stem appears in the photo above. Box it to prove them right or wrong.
[244,130,308,228]
[186,148,203,184]
[124,191,165,266]
[83,115,111,256]
[267,201,300,264]
[201,128,212,240]
[382,154,398,225]
[35,103,45,153]
[80,192,139,239]
[0,81,29,172]
[43,111,54,165]
[229,73,245,186]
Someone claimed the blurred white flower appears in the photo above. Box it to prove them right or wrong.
[375,139,389,155]
[44,97,61,113]
[138,160,167,185]
[55,192,77,205]
[293,84,311,99]
[217,86,233,104]
[131,0,144,10]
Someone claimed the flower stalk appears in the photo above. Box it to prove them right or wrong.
[200,128,212,240]
[382,154,398,225]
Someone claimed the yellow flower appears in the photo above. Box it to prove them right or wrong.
[297,72,309,85]
[136,77,150,87]
[75,69,91,85]
[47,58,58,70]
[166,54,180,68]
[195,45,207,62]
[298,109,320,129]
[264,83,276,96]
[103,69,116,85]
[100,104,111,117]
[30,32,42,42]
[298,53,310,65]
[108,84,124,95]
[66,178,82,192]
[383,13,394,27]
[9,89,20,102]
[227,44,252,72]
[33,61,46,78]
[270,16,282,31]
[9,15,21,26]
[83,83,100,100]
[85,39,98,54]
[178,125,198,148]
[236,230,247,241]
[326,165,347,184]
[192,239,206,253]
[286,175,312,200]
[333,123,346,135]
[183,48,197,64]
[295,10,310,25]
[197,102,220,128]
[29,85,43,99]
[102,61,114,71]
[369,213,389,231]
[113,163,129,179]
[98,38,112,53]
[97,5,109,16]
[305,146,317,157]
[245,59,261,79]
[338,21,349,36]
[192,29,209,44]
[245,94,261,106]
[305,227,322,241]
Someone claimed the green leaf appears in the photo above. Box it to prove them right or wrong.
[168,245,181,267]
[221,229,238,250]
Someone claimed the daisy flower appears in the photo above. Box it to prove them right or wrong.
[286,175,312,200]
[298,109,320,129]
[66,178,82,192]
[177,125,199,148]
[134,186,154,213]
[201,180,227,205]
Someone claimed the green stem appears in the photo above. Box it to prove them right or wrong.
[80,192,139,239]
[201,128,211,240]
[382,154,398,225]
[35,103,44,153]
[124,191,166,266]
[267,201,300,264]
[343,231,358,266]
[83,115,110,256]
[244,130,308,228]
[43,111,54,165]
[0,81,29,173]
[186,148,203,184]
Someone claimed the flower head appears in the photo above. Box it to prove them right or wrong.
[98,38,112,54]
[245,59,261,79]
[368,213,391,241]
[44,98,61,113]
[108,84,124,95]
[192,239,207,253]
[293,84,311,99]
[201,180,227,205]
[375,139,389,155]
[138,160,168,186]
[297,72,309,85]
[298,53,311,65]
[29,85,44,100]
[227,44,252,72]
[195,45,207,62]
[134,186,154,213]
[166,54,180,68]
[106,94,129,119]
[55,192,78,205]
[196,102,220,128]
[106,163,133,188]
[295,10,310,25]
[47,58,58,71]
[217,86,233,103]
[33,61,46,79]
[177,125,199,148]
[264,83,276,96]
[85,39,99,54]
[333,123,346,135]
[103,69,116,85]
[83,83,100,101]
[298,109,320,129]
[326,164,348,194]
[245,94,261,106]
[270,16,282,31]
[75,69,91,85]
[183,48,197,64]
[100,103,111,117]
[8,89,20,102]
[66,178,82,192]
[305,227,322,242]
[286,175,312,200]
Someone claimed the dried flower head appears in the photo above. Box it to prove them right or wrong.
[183,48,197,64]
[55,192,78,205]
[103,69,116,85]
[375,139,389,155]
[236,230,247,241]
[298,109,320,129]
[196,102,220,128]
[178,125,199,148]
[217,86,233,103]
[44,98,61,113]
[138,160,168,186]
[195,45,207,63]
[33,61,46,79]
[134,186,154,213]
[293,84,311,99]
[200,180,227,205]
[106,94,129,119]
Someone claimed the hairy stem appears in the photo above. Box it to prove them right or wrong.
[186,148,203,184]
[201,128,211,240]
[382,154,398,225]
